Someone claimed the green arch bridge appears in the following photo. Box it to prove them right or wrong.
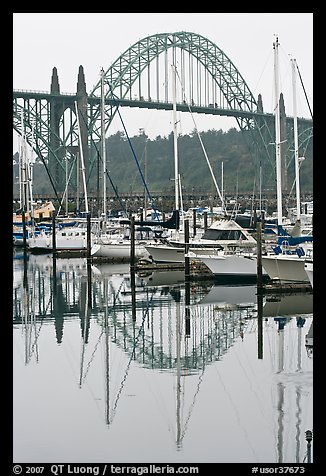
[13,31,313,206]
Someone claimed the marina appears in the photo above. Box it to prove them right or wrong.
[12,18,313,467]
[13,250,313,464]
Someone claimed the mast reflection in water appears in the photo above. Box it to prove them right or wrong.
[13,253,313,464]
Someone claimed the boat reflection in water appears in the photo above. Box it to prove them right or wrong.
[13,254,313,463]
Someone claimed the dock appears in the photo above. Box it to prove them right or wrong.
[26,250,313,293]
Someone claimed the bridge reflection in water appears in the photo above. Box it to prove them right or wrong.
[13,253,258,370]
[13,252,313,463]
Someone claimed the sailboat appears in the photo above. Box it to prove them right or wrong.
[28,222,92,252]
[13,119,37,246]
[91,223,169,260]
[190,248,268,279]
[146,218,259,264]
[261,38,313,284]
[28,101,95,253]
[90,69,171,261]
[145,63,259,264]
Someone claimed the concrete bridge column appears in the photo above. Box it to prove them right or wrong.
[49,67,62,191]
[76,65,89,190]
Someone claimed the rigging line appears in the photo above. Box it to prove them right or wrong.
[108,291,156,424]
[77,109,127,216]
[57,155,77,216]
[79,275,90,387]
[24,287,38,363]
[130,138,148,190]
[180,362,206,443]
[110,279,125,308]
[286,162,305,204]
[174,68,226,213]
[34,140,62,207]
[107,82,160,220]
[78,276,133,390]
[80,277,127,385]
[232,334,276,433]
[28,310,45,359]
[301,133,312,158]
[24,275,58,360]
[295,63,313,120]
[80,327,105,385]
[104,170,128,217]
[212,362,261,462]
[140,363,175,442]
[295,385,303,463]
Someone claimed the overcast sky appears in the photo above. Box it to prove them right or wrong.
[13,12,313,149]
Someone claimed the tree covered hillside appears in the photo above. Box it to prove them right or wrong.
[13,127,313,197]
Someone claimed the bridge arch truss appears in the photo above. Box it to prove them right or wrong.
[13,31,312,201]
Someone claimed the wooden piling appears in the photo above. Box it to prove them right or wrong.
[52,212,57,256]
[184,219,190,281]
[204,211,208,231]
[130,216,135,271]
[86,212,91,259]
[257,292,263,359]
[185,280,191,337]
[256,221,263,291]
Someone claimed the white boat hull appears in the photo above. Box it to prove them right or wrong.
[196,253,266,276]
[13,236,26,247]
[261,254,309,283]
[91,241,151,260]
[145,244,185,263]
[145,243,243,264]
[304,260,313,288]
[145,219,257,263]
[198,284,257,307]
[263,292,313,317]
[28,227,93,252]
[28,236,88,251]
[141,270,185,287]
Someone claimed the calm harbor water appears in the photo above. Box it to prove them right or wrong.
[13,251,313,464]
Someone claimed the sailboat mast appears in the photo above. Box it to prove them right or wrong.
[28,128,35,225]
[178,173,184,213]
[172,60,179,211]
[291,58,301,221]
[273,36,283,227]
[101,68,107,222]
[75,101,89,214]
